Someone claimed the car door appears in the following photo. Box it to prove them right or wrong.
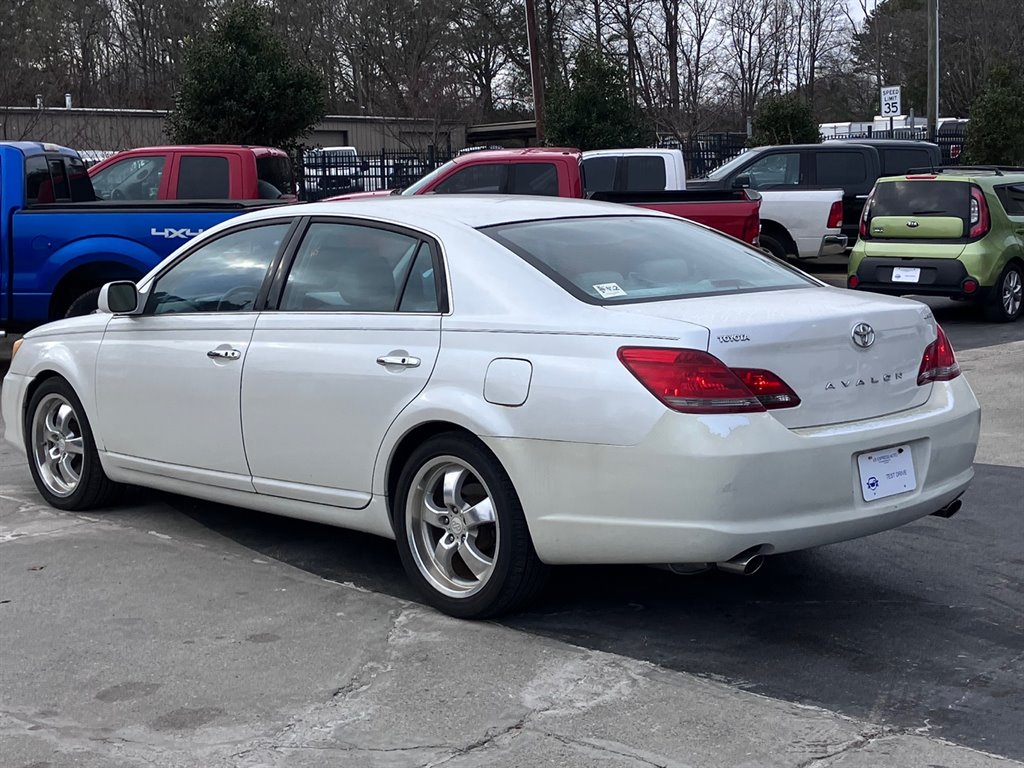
[94,220,295,490]
[810,148,873,242]
[169,151,239,199]
[241,219,444,508]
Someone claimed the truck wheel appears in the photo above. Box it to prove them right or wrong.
[759,232,788,261]
[64,288,102,318]
[984,263,1023,323]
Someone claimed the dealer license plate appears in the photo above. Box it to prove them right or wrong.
[891,267,921,283]
[857,444,917,501]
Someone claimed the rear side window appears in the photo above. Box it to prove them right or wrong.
[177,155,230,198]
[482,216,812,304]
[880,148,934,176]
[996,185,1024,216]
[25,155,92,204]
[582,156,617,192]
[510,163,558,196]
[869,181,971,226]
[623,156,667,191]
[816,152,868,187]
[256,156,294,198]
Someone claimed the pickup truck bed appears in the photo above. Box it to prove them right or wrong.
[1,142,286,329]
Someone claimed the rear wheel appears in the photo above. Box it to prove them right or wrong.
[25,378,122,510]
[758,232,788,261]
[393,433,548,619]
[984,263,1023,322]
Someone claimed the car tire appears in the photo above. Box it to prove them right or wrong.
[64,287,102,318]
[984,263,1024,323]
[392,433,548,619]
[24,377,122,511]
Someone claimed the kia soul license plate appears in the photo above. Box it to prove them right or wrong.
[857,444,917,501]
[891,267,921,283]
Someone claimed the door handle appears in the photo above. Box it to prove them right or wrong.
[377,355,420,368]
[207,348,241,360]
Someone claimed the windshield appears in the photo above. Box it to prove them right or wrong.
[703,150,758,181]
[482,216,813,304]
[402,159,459,195]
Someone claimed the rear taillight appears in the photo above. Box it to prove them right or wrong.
[859,189,875,238]
[969,186,990,238]
[618,347,799,414]
[917,325,961,385]
[827,200,843,230]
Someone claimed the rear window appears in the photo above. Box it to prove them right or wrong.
[582,156,617,192]
[256,155,294,198]
[869,181,971,223]
[482,216,813,304]
[26,155,94,204]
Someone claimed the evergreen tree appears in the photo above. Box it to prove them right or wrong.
[168,1,324,150]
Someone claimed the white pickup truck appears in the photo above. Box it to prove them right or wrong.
[582,148,847,259]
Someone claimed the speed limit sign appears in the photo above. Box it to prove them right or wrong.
[881,86,902,117]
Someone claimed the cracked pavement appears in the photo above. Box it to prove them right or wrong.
[1,316,1022,768]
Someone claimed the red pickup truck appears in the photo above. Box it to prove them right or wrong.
[329,148,761,244]
[88,145,296,202]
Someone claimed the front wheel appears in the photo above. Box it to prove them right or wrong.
[393,434,548,619]
[984,263,1023,322]
[25,378,122,510]
[63,287,102,318]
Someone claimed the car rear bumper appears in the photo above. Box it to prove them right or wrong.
[486,375,980,565]
[817,234,848,258]
[851,256,986,297]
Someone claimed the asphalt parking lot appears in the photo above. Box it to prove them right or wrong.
[1,272,1022,767]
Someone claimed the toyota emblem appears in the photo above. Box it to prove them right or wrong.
[852,323,875,348]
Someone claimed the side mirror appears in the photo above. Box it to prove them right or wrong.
[732,174,752,189]
[98,281,139,314]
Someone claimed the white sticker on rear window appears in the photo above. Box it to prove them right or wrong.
[593,282,627,298]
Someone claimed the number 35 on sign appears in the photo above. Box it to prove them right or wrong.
[881,86,902,117]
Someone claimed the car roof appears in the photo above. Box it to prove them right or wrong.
[826,138,939,149]
[877,168,1024,184]
[241,195,665,229]
[0,141,80,158]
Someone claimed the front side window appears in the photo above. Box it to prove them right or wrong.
[92,155,166,200]
[280,222,434,312]
[483,215,812,304]
[432,163,507,194]
[147,223,290,314]
[177,155,230,198]
[744,152,801,189]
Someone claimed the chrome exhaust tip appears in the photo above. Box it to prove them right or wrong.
[715,547,766,576]
[930,498,963,519]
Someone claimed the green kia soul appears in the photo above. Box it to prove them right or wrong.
[848,167,1024,322]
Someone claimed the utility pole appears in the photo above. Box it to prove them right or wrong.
[525,0,545,144]
[926,0,939,138]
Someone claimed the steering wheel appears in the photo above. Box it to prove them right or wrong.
[216,285,259,312]
[111,188,125,200]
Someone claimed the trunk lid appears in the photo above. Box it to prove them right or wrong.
[605,287,933,428]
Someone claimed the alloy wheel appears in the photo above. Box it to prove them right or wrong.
[405,456,499,599]
[1002,268,1022,318]
[31,394,85,498]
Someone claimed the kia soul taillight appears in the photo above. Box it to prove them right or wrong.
[968,186,990,239]
[618,347,800,414]
[917,325,961,385]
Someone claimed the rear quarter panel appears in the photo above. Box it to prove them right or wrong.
[758,189,844,258]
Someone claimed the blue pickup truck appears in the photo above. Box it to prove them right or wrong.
[0,142,282,329]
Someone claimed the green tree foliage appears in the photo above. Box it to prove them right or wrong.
[168,1,324,149]
[750,93,819,146]
[545,46,654,150]
[963,68,1024,166]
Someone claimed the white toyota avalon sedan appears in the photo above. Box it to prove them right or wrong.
[2,197,981,618]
